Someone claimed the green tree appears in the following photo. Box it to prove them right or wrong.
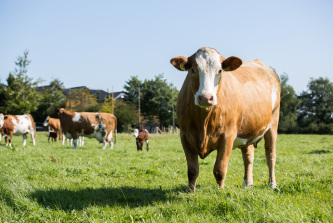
[0,51,40,114]
[99,94,116,113]
[66,88,99,112]
[123,76,142,107]
[114,99,138,132]
[297,77,333,133]
[141,74,178,127]
[32,79,67,122]
[123,74,179,129]
[278,74,301,133]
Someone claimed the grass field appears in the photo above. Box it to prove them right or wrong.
[0,132,332,222]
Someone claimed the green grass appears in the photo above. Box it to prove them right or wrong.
[0,133,332,222]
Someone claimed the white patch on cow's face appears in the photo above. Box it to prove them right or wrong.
[271,86,278,111]
[194,48,222,107]
[43,116,50,126]
[73,113,81,122]
[134,129,139,138]
[0,113,4,128]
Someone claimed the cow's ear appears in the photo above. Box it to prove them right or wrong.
[222,56,242,71]
[170,56,190,71]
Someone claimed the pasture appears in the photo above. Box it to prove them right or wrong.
[0,133,332,222]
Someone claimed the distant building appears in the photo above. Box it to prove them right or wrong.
[35,85,125,102]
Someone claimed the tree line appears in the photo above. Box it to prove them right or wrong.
[1,51,332,134]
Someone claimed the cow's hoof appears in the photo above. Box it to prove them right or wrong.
[242,179,254,188]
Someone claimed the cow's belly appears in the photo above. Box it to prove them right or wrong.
[77,129,107,142]
[234,125,271,149]
[13,126,31,135]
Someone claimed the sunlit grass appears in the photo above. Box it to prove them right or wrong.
[0,133,332,222]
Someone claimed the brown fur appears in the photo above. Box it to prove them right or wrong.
[136,129,149,151]
[171,47,281,192]
[57,109,117,148]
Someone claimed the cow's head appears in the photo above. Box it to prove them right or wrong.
[0,113,4,128]
[43,116,50,126]
[171,47,242,108]
[133,129,139,138]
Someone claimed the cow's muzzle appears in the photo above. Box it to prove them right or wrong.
[196,93,215,108]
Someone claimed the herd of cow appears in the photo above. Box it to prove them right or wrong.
[1,47,281,191]
[0,108,150,151]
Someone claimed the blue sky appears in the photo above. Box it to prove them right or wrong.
[0,0,332,93]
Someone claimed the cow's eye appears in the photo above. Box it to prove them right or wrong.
[218,69,222,74]
[191,68,195,73]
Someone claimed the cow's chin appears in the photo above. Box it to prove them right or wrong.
[196,103,215,109]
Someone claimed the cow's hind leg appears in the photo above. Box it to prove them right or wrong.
[5,136,8,146]
[241,145,255,187]
[264,128,277,188]
[146,140,149,151]
[23,134,28,146]
[30,129,36,145]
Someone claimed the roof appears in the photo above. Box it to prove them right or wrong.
[35,85,125,102]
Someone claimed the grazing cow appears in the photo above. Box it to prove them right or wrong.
[43,116,63,141]
[57,108,117,149]
[134,129,149,151]
[48,131,58,142]
[0,114,36,147]
[170,47,280,192]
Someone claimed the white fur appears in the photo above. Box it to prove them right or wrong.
[43,116,50,126]
[194,48,221,107]
[73,113,81,122]
[0,113,4,128]
[271,86,278,111]
[134,129,139,138]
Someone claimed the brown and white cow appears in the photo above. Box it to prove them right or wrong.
[43,116,63,141]
[0,114,36,147]
[170,47,280,192]
[57,108,117,149]
[134,129,149,151]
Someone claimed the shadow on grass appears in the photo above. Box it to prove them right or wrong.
[309,150,331,154]
[30,185,187,211]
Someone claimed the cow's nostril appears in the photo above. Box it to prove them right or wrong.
[198,95,203,104]
[208,96,214,102]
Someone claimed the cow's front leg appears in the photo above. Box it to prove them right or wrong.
[5,136,8,146]
[73,139,78,149]
[184,146,199,192]
[9,133,13,147]
[102,140,107,149]
[146,140,149,151]
[181,135,199,192]
[214,134,235,189]
[241,145,255,187]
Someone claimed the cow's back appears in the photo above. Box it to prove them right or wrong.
[224,60,280,136]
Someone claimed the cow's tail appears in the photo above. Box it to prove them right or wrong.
[27,114,36,133]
